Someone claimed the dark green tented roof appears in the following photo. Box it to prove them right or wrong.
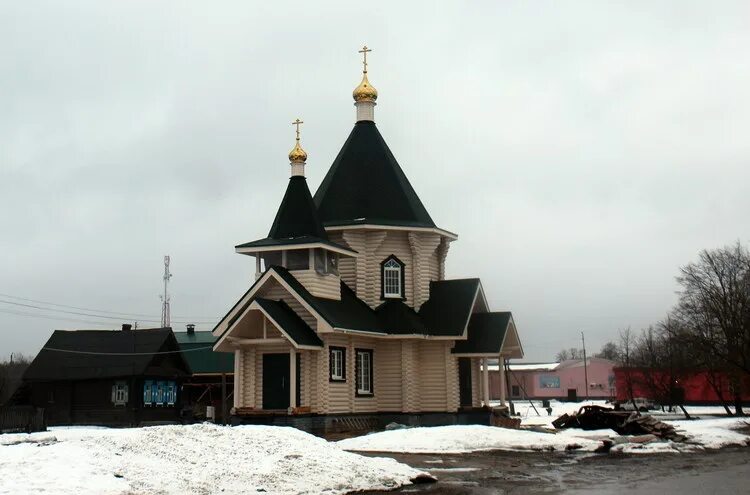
[269,176,328,240]
[255,298,323,347]
[237,176,334,251]
[452,312,512,354]
[419,279,480,336]
[313,121,436,228]
[175,331,234,374]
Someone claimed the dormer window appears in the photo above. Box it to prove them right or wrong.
[381,255,405,299]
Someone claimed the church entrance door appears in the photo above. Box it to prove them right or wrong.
[458,358,473,407]
[262,353,290,410]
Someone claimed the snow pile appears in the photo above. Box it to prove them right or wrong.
[337,424,602,454]
[0,424,429,495]
[338,418,750,456]
[670,417,750,449]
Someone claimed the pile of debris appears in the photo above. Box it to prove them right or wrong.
[552,405,686,442]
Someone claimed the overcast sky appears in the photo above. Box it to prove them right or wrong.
[2,1,749,361]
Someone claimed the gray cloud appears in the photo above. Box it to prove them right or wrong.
[2,0,749,360]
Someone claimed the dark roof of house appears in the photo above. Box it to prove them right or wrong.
[375,299,428,335]
[272,266,384,333]
[313,121,436,229]
[273,267,480,337]
[237,176,348,251]
[418,279,481,336]
[24,328,191,382]
[452,312,512,354]
[255,298,323,347]
[216,267,501,344]
[175,331,234,374]
[235,235,353,253]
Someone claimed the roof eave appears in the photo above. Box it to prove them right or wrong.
[235,242,358,257]
[323,223,458,240]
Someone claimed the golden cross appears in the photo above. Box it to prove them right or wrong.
[358,45,372,73]
[292,118,303,141]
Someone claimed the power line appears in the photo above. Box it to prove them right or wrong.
[0,308,120,327]
[0,292,218,321]
[42,345,215,356]
[0,307,214,329]
[0,298,217,325]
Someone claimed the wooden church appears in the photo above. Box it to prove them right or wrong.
[212,47,523,431]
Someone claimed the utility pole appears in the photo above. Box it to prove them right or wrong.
[581,331,589,400]
[160,255,172,328]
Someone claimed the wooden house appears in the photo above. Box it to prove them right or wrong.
[22,326,191,426]
[212,49,523,431]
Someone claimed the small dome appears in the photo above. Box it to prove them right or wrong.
[288,141,307,164]
[353,73,378,102]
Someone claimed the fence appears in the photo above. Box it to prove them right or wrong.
[0,406,46,434]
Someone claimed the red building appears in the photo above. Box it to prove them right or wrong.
[614,367,750,404]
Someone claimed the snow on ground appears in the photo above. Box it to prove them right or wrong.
[338,413,750,455]
[337,424,603,454]
[0,424,428,495]
[671,417,750,449]
[500,400,743,428]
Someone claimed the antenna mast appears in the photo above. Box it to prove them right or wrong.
[160,255,172,328]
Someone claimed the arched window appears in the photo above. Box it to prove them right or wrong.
[381,255,405,299]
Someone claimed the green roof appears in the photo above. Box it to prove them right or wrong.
[255,298,323,347]
[452,312,512,354]
[175,331,234,374]
[314,121,436,229]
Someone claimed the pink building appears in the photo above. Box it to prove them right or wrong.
[488,358,616,401]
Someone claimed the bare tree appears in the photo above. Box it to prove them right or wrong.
[555,347,583,362]
[595,341,619,361]
[675,241,750,415]
[617,327,639,411]
[0,354,31,405]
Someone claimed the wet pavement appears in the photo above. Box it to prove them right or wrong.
[361,447,750,494]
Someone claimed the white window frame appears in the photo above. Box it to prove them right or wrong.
[356,349,373,396]
[330,348,345,381]
[112,381,128,406]
[383,258,402,299]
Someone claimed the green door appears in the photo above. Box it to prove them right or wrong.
[262,354,290,410]
[458,358,472,407]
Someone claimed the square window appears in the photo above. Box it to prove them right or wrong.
[286,250,309,270]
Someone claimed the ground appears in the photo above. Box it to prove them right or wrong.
[0,424,429,495]
[1,402,748,495]
[357,447,750,494]
[337,402,750,454]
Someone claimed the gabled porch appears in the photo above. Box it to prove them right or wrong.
[452,312,524,409]
[214,297,323,416]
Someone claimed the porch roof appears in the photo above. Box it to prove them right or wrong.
[254,298,323,348]
[452,312,512,355]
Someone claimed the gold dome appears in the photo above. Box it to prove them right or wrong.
[353,72,378,102]
[288,140,307,164]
